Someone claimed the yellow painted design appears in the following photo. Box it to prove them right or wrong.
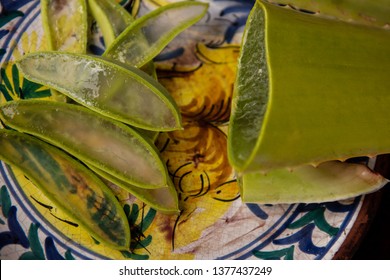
[151,120,239,257]
[11,31,44,61]
[158,43,240,123]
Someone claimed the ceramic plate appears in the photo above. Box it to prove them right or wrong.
[0,0,372,260]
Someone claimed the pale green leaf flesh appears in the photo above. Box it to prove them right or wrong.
[228,1,390,173]
[15,51,182,131]
[89,165,180,215]
[0,130,130,250]
[103,1,209,68]
[239,160,389,204]
[88,0,158,120]
[0,100,168,189]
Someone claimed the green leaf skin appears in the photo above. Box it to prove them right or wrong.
[0,130,130,250]
[0,100,168,189]
[89,165,180,215]
[228,1,390,173]
[15,51,182,131]
[41,0,88,53]
[266,0,390,29]
[239,161,389,204]
[103,1,209,68]
[87,0,134,47]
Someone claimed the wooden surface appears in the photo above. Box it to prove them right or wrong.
[334,154,390,260]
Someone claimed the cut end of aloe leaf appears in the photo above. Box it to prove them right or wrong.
[239,160,389,204]
[228,1,390,173]
[228,2,269,172]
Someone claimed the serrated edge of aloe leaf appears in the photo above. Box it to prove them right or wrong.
[265,0,390,29]
[103,1,209,68]
[15,51,182,131]
[0,99,169,189]
[0,129,131,250]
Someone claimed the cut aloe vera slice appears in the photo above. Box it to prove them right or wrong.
[41,0,88,52]
[0,129,130,250]
[239,161,389,204]
[228,1,390,173]
[15,51,182,131]
[87,0,133,47]
[267,0,390,29]
[103,1,209,68]
[88,0,157,79]
[89,165,179,215]
[0,100,168,189]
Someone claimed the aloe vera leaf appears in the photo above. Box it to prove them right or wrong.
[15,51,182,131]
[87,0,133,47]
[0,100,168,189]
[41,0,88,53]
[228,1,390,173]
[89,165,179,215]
[103,1,209,68]
[266,0,390,29]
[0,129,130,250]
[239,160,389,204]
[88,0,157,86]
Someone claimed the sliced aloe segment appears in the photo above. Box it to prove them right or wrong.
[228,1,390,173]
[15,51,182,131]
[87,0,133,47]
[88,0,157,78]
[89,165,179,215]
[0,100,168,189]
[41,0,88,52]
[103,1,209,68]
[0,129,130,250]
[267,0,390,29]
[239,161,389,204]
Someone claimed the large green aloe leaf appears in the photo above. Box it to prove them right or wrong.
[228,0,390,173]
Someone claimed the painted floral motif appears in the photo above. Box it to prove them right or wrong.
[0,0,364,260]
